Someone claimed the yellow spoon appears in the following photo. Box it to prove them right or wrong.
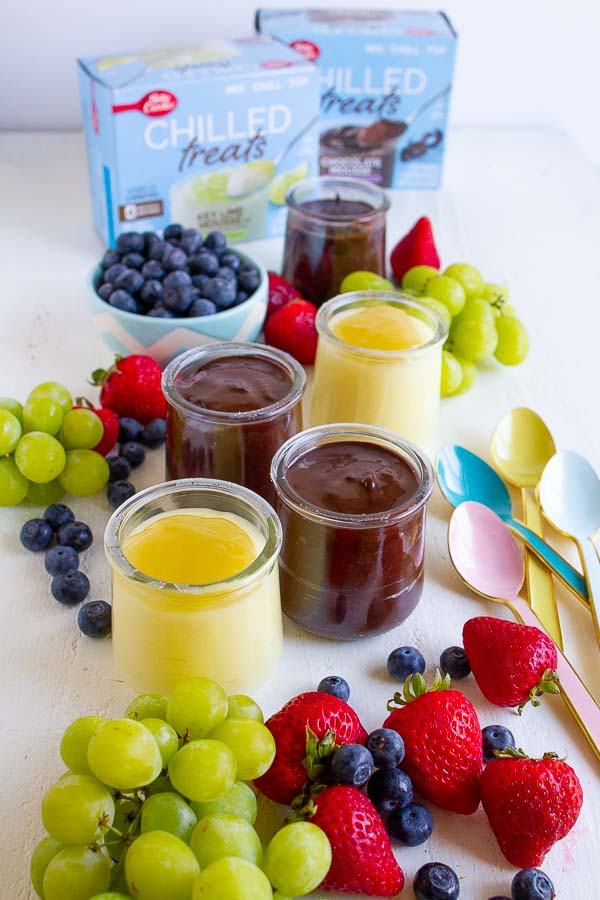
[491,408,563,649]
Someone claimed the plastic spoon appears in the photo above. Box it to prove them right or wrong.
[436,445,589,605]
[448,501,600,762]
[491,408,562,647]
[539,451,600,650]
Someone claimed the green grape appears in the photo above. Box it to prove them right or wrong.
[0,458,29,505]
[61,408,104,450]
[23,397,63,436]
[424,275,466,317]
[191,780,257,825]
[263,822,332,897]
[452,317,498,362]
[126,693,168,722]
[43,846,111,900]
[227,695,263,723]
[58,449,109,497]
[141,718,179,766]
[28,382,73,415]
[61,716,107,775]
[481,281,509,305]
[147,774,177,797]
[141,792,197,843]
[168,740,236,802]
[0,396,24,423]
[192,856,272,900]
[110,861,131,893]
[492,301,516,318]
[451,296,495,328]
[110,798,140,862]
[418,296,452,328]
[15,432,66,483]
[339,270,394,293]
[26,479,65,505]
[400,265,439,294]
[87,719,163,790]
[0,409,22,454]
[208,719,275,781]
[190,813,262,868]
[166,677,228,740]
[494,315,530,365]
[89,893,130,899]
[31,835,63,898]
[441,351,463,397]
[125,831,200,900]
[443,262,484,300]
[453,353,478,394]
[41,773,115,844]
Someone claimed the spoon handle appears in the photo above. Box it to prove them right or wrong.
[521,487,563,649]
[508,518,589,605]
[508,594,600,762]
[579,539,600,650]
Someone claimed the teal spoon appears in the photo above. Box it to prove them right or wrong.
[436,445,589,604]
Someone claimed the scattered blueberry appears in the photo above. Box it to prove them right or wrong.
[366,728,405,769]
[121,252,145,270]
[189,251,220,277]
[102,249,121,269]
[203,231,227,252]
[440,646,471,680]
[511,869,555,900]
[20,518,54,552]
[163,270,193,288]
[203,276,237,309]
[238,266,261,293]
[109,290,139,313]
[220,251,241,272]
[78,601,112,638]
[235,290,249,305]
[44,545,80,577]
[163,284,195,313]
[121,441,145,469]
[98,283,114,301]
[331,744,374,787]
[482,725,516,763]
[317,675,350,702]
[413,862,460,900]
[387,802,433,846]
[192,273,209,290]
[57,521,93,552]
[141,418,167,448]
[43,503,75,531]
[103,263,128,284]
[367,768,413,815]
[107,480,136,508]
[180,231,203,255]
[164,223,184,241]
[139,279,163,307]
[142,260,165,280]
[387,646,426,681]
[149,240,169,261]
[217,266,237,283]
[189,298,217,317]
[116,232,145,254]
[51,570,90,605]
[148,306,174,318]
[162,247,188,271]
[114,269,145,295]
[119,417,143,443]
[108,455,132,483]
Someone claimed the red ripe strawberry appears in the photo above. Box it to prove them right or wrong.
[264,299,318,365]
[383,672,482,815]
[390,216,440,282]
[91,354,166,423]
[72,402,119,457]
[267,271,303,319]
[254,692,367,805]
[463,616,559,711]
[480,749,583,868]
[310,786,404,896]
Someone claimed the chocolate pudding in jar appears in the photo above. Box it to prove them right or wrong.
[163,344,306,506]
[271,424,434,640]
[319,120,407,187]
[282,176,389,307]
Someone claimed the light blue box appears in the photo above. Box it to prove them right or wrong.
[256,9,457,190]
[77,38,320,246]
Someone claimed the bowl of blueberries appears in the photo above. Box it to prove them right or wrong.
[89,224,268,366]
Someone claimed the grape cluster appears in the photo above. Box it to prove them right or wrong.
[31,676,332,900]
[401,262,530,396]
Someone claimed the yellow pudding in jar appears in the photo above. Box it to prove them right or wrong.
[331,304,434,351]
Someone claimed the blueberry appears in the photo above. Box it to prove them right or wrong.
[57,521,93,552]
[107,480,136,508]
[366,728,405,769]
[139,279,164,308]
[217,266,237,283]
[78,600,112,638]
[203,276,237,309]
[180,231,203,255]
[238,266,261,293]
[189,251,219,277]
[51,570,90,605]
[440,646,471,680]
[164,223,184,241]
[482,725,516,763]
[44,545,80,576]
[235,290,249,306]
[20,518,54,551]
[103,262,128,284]
[119,417,143,443]
[97,283,114,301]
[203,231,227,252]
[141,418,167,448]
[164,270,193,288]
[387,646,426,681]
[149,240,169,261]
[44,503,75,531]
[108,455,132,483]
[142,231,160,253]
[162,247,188,271]
[121,251,145,270]
[367,768,413,815]
[163,284,195,313]
[331,744,374,787]
[121,441,145,468]
[189,298,217,317]
[219,251,241,272]
[388,802,433,846]
[114,268,145,295]
[511,869,555,900]
[142,259,165,280]
[109,290,139,314]
[101,249,121,269]
[317,675,350,702]
[413,862,460,900]
[116,232,145,254]
[192,273,209,291]
[148,306,174,318]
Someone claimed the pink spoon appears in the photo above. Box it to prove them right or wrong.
[448,501,600,763]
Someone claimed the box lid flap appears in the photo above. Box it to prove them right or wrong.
[256,9,456,38]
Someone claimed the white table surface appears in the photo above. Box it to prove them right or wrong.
[1,127,599,900]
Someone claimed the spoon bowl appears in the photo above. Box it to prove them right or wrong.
[437,445,512,517]
[448,501,524,599]
[491,407,556,488]
[540,451,600,540]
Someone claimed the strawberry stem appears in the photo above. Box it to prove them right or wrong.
[386,669,451,711]
[89,354,123,388]
[517,668,560,715]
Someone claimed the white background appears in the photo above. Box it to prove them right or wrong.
[2,0,600,164]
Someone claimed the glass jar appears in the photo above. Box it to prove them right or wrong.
[281,176,389,307]
[105,478,283,694]
[311,291,448,447]
[271,425,434,640]
[163,343,306,507]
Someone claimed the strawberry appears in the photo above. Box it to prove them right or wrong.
[463,616,559,712]
[254,692,367,805]
[383,672,482,814]
[310,786,404,896]
[267,271,303,319]
[390,216,440,282]
[91,354,166,423]
[264,299,318,365]
[73,402,119,457]
[480,749,583,868]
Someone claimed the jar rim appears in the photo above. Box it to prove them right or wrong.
[285,176,390,223]
[162,342,307,423]
[271,424,434,527]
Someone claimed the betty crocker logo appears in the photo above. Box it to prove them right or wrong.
[112,90,178,117]
[290,40,320,62]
